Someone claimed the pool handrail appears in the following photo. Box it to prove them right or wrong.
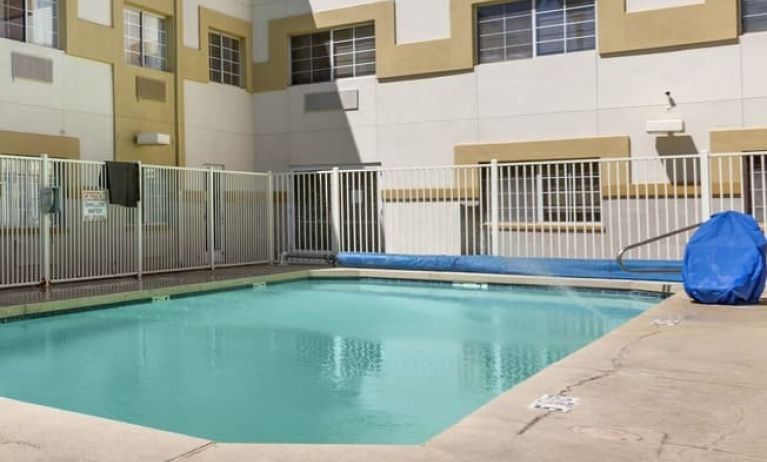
[616,223,703,273]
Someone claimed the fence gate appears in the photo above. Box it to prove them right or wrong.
[0,155,43,288]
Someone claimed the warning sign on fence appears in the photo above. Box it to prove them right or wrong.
[82,190,108,222]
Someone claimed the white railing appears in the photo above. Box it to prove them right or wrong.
[0,156,273,288]
[274,151,766,263]
[1,151,765,288]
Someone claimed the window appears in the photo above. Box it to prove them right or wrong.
[477,0,596,64]
[123,8,168,71]
[140,167,174,226]
[743,0,767,33]
[290,24,375,85]
[0,157,65,229]
[0,0,59,47]
[499,162,601,224]
[209,32,242,87]
[745,154,767,225]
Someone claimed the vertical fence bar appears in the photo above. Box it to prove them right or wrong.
[136,162,143,279]
[490,159,500,256]
[39,154,51,286]
[700,149,712,220]
[207,166,216,270]
[267,171,275,263]
[331,167,341,253]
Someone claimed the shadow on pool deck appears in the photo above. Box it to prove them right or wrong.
[0,265,326,309]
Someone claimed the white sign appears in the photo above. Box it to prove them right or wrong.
[82,190,108,222]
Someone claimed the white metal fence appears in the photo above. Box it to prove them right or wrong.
[0,155,272,288]
[1,151,765,288]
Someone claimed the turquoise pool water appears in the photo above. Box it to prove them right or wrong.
[0,279,660,444]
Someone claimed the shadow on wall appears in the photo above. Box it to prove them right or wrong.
[252,4,369,174]
[656,135,699,185]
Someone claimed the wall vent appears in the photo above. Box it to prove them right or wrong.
[305,90,359,112]
[136,76,167,102]
[11,53,53,83]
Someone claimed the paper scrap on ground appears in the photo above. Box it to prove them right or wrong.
[531,394,579,413]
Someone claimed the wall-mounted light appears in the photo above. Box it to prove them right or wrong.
[136,133,172,146]
[645,119,685,135]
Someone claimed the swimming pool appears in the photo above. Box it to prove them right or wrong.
[0,279,661,444]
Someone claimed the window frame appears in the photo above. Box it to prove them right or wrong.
[742,0,767,34]
[123,7,169,72]
[475,0,597,65]
[208,31,243,88]
[496,160,603,225]
[0,0,59,48]
[289,23,376,86]
[743,152,767,226]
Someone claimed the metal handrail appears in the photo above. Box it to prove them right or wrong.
[616,223,703,273]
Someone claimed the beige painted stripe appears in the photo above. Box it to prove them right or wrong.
[0,130,80,159]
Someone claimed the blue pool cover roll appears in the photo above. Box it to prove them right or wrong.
[683,211,767,305]
[336,253,683,282]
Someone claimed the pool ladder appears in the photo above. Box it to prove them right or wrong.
[616,223,703,273]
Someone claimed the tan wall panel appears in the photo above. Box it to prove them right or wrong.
[114,117,176,165]
[598,0,739,55]
[454,136,631,164]
[183,7,255,91]
[253,0,486,92]
[711,127,767,152]
[62,0,181,164]
[0,130,80,159]
[709,128,767,197]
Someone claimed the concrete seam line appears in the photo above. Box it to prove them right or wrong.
[164,441,217,462]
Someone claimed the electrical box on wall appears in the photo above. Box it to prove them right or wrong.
[136,133,172,146]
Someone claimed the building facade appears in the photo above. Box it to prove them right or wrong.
[0,0,766,172]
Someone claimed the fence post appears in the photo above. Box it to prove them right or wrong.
[207,166,216,270]
[490,159,500,256]
[136,162,143,279]
[40,154,51,286]
[331,167,342,253]
[699,149,712,220]
[267,171,275,264]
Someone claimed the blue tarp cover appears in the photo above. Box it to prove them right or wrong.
[336,253,682,282]
[683,211,767,305]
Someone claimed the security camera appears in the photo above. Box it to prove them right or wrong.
[665,91,671,96]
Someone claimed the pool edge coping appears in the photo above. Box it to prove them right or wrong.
[0,267,682,322]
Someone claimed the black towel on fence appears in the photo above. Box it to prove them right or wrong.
[105,161,141,207]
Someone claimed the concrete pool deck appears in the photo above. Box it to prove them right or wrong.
[0,268,763,461]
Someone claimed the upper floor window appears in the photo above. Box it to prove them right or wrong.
[0,0,59,48]
[477,0,596,64]
[124,8,168,71]
[209,32,242,87]
[743,0,767,33]
[290,24,375,86]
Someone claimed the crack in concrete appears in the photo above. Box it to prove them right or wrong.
[0,436,42,451]
[708,405,745,451]
[164,441,217,462]
[515,329,663,438]
[665,441,760,459]
[516,411,553,436]
[655,432,669,458]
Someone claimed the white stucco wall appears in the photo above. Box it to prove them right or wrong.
[249,28,767,171]
[0,40,114,161]
[173,0,767,173]
[77,0,112,26]
[626,0,705,13]
[184,80,257,171]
